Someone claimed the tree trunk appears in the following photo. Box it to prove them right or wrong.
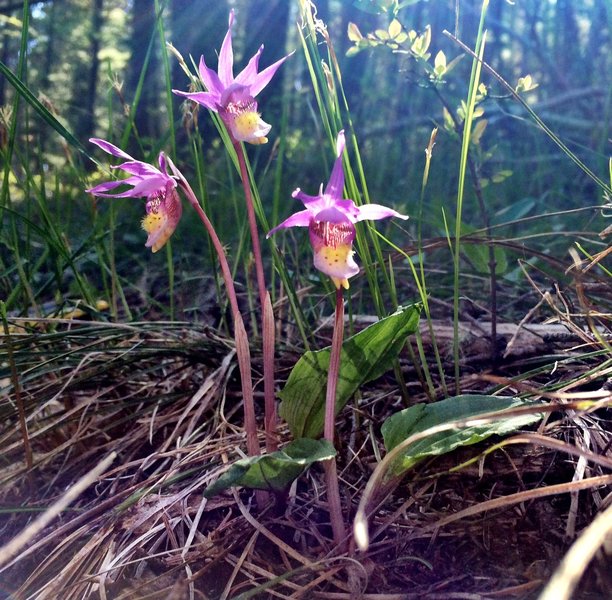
[71,0,102,143]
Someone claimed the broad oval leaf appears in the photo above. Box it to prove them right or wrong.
[347,22,363,42]
[279,304,420,439]
[204,439,336,497]
[382,395,544,476]
[388,19,402,39]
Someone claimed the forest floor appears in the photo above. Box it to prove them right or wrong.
[0,270,611,600]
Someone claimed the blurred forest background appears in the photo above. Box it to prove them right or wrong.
[0,0,610,318]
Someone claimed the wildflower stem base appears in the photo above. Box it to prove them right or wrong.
[324,287,347,547]
[179,178,259,460]
[235,142,278,453]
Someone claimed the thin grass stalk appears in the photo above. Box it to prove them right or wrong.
[324,288,347,547]
[433,84,499,368]
[419,128,448,397]
[0,2,30,308]
[270,89,290,297]
[238,130,312,350]
[452,1,489,393]
[467,158,497,364]
[153,0,177,319]
[119,20,157,153]
[387,260,411,401]
[234,142,277,453]
[0,302,33,474]
[154,0,175,159]
[298,5,394,315]
[443,33,612,197]
[190,136,229,332]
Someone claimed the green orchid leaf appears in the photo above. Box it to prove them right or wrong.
[279,304,420,439]
[382,395,544,476]
[203,439,336,497]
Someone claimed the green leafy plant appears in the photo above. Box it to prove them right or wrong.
[279,303,420,438]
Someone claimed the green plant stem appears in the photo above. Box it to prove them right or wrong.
[433,86,498,366]
[324,288,347,547]
[177,178,259,461]
[452,4,488,393]
[234,141,277,453]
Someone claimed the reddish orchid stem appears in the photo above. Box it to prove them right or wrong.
[178,178,259,460]
[234,142,278,453]
[324,287,347,547]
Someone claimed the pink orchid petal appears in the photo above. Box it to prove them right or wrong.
[248,52,293,97]
[158,153,167,173]
[111,160,163,178]
[172,89,219,112]
[235,45,264,87]
[219,83,251,108]
[218,9,235,87]
[314,206,354,225]
[87,179,163,198]
[334,199,361,220]
[335,130,346,157]
[165,155,183,181]
[86,180,128,195]
[198,55,224,96]
[89,138,135,161]
[267,209,313,237]
[353,204,409,222]
[292,187,325,207]
[128,178,171,197]
[324,131,347,199]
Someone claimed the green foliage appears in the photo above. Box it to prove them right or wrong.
[278,304,420,438]
[352,0,398,15]
[463,242,508,276]
[203,439,336,496]
[0,61,93,161]
[381,395,544,476]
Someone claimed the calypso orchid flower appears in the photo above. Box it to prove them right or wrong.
[86,138,182,253]
[172,10,291,145]
[267,130,408,290]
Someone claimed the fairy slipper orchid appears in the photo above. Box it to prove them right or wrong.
[86,138,182,253]
[267,130,408,289]
[173,10,292,145]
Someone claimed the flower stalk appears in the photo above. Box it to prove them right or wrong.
[267,129,407,545]
[173,10,292,453]
[324,287,347,546]
[235,142,278,452]
[86,139,260,464]
[175,173,260,460]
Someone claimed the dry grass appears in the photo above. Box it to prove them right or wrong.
[0,255,610,599]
